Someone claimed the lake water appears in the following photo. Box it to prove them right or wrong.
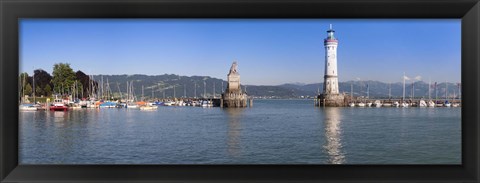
[19,99,461,164]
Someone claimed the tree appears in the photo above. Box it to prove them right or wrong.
[19,72,29,89]
[51,63,76,95]
[34,69,52,89]
[76,70,96,97]
[24,83,32,96]
[19,72,29,100]
[35,86,44,96]
[44,85,52,97]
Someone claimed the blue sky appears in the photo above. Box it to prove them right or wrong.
[20,19,460,85]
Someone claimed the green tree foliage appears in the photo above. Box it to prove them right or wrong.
[24,83,32,96]
[19,72,29,89]
[36,86,44,96]
[44,85,52,97]
[51,63,76,95]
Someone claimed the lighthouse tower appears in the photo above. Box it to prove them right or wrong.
[318,24,345,107]
[324,24,339,94]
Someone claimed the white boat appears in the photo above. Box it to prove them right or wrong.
[401,102,409,108]
[348,102,355,107]
[140,105,158,110]
[19,104,38,111]
[164,101,175,106]
[176,100,185,106]
[201,100,213,107]
[126,103,139,109]
[452,103,460,107]
[419,100,427,107]
[444,101,451,107]
[392,101,400,107]
[366,102,373,107]
[373,100,382,107]
[427,100,435,107]
[383,103,392,107]
[357,102,365,107]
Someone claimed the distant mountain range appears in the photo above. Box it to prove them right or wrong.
[92,74,461,99]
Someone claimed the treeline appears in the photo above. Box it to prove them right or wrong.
[19,63,98,98]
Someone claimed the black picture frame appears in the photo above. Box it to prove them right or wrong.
[1,0,479,182]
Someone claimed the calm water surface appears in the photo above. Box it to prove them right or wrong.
[19,99,461,164]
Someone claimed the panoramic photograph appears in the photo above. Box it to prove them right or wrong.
[19,19,461,164]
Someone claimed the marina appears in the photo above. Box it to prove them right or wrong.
[17,20,461,165]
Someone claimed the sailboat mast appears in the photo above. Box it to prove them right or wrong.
[194,82,197,98]
[402,72,406,101]
[213,82,215,98]
[184,84,186,98]
[33,71,35,104]
[458,83,461,100]
[388,83,391,99]
[428,79,431,100]
[117,82,122,100]
[366,83,369,99]
[350,82,353,98]
[412,82,415,99]
[445,81,448,100]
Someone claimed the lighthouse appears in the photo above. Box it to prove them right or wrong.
[324,24,339,94]
[317,24,346,107]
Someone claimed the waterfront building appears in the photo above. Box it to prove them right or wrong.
[221,61,248,107]
[318,24,346,107]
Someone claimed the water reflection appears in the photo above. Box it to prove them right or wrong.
[224,108,244,157]
[322,107,345,164]
[52,111,68,124]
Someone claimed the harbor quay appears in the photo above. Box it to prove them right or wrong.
[314,96,461,108]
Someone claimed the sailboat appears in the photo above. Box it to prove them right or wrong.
[365,84,372,107]
[348,82,355,107]
[419,100,427,107]
[427,78,435,107]
[401,72,409,108]
[126,81,139,109]
[444,81,451,107]
[19,73,38,111]
[383,83,392,107]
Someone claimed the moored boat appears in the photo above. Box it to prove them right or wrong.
[444,100,451,107]
[357,102,365,107]
[366,102,373,107]
[50,98,68,111]
[19,104,38,111]
[383,102,392,107]
[140,105,158,110]
[392,101,400,107]
[419,100,427,107]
